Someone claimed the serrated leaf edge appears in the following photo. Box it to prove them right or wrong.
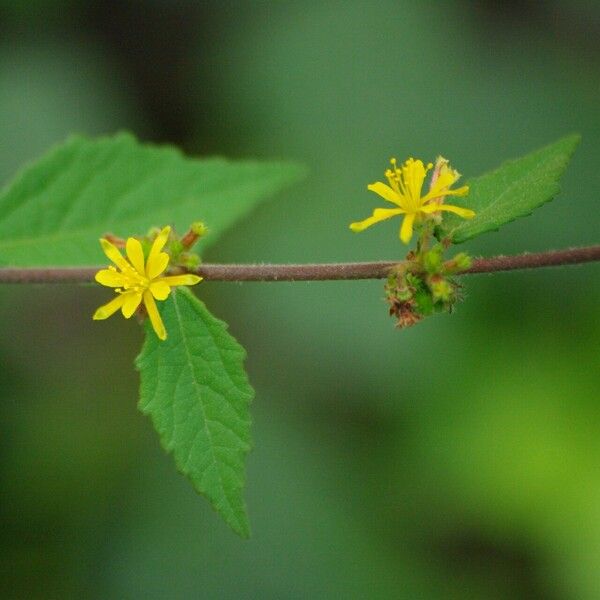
[0,132,307,263]
[136,289,253,538]
[440,134,581,244]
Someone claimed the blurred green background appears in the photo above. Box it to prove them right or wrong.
[1,1,599,598]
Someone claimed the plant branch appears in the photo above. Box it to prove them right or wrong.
[0,245,598,284]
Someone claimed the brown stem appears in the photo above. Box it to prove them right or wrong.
[0,246,598,284]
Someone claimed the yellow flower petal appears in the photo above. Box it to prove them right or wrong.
[367,182,403,206]
[427,166,459,198]
[420,203,475,218]
[401,158,429,200]
[349,208,404,232]
[441,185,469,197]
[160,274,203,287]
[146,252,170,279]
[121,291,143,318]
[95,268,127,288]
[100,239,131,272]
[143,290,167,340]
[423,185,469,204]
[147,226,171,267]
[125,237,146,275]
[93,294,127,320]
[399,212,416,244]
[149,280,171,301]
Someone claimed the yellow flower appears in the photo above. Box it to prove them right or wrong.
[93,226,202,340]
[350,157,475,244]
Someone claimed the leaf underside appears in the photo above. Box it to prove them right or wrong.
[0,132,306,266]
[136,288,254,538]
[437,134,580,244]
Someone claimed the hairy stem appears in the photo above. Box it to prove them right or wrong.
[0,245,598,284]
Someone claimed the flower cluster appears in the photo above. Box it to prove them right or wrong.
[349,155,476,327]
[385,247,472,328]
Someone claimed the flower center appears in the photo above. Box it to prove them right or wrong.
[385,157,432,213]
[110,264,151,293]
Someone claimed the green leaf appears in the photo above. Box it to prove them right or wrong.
[437,134,580,244]
[0,133,305,266]
[136,288,254,538]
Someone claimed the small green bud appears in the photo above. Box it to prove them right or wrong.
[406,272,422,289]
[170,240,184,258]
[454,252,472,270]
[443,252,472,274]
[179,252,201,269]
[414,289,434,316]
[429,277,453,302]
[395,286,413,302]
[423,248,443,273]
[191,221,208,237]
